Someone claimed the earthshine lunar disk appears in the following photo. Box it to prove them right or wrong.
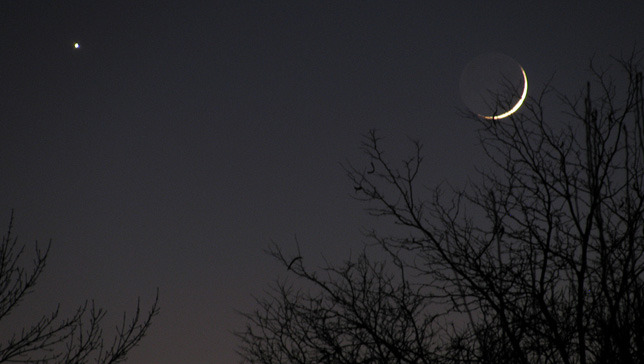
[481,66,528,120]
[460,53,528,120]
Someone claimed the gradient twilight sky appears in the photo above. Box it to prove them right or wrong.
[1,1,642,362]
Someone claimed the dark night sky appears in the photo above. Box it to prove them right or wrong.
[1,1,642,362]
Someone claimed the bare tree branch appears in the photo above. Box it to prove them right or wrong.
[0,210,159,364]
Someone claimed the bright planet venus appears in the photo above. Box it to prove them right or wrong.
[459,52,527,120]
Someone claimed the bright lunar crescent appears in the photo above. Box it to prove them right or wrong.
[459,53,528,120]
[481,66,528,120]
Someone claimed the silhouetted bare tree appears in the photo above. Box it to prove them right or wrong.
[238,52,644,364]
[0,211,159,364]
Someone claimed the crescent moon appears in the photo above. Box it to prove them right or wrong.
[480,66,528,120]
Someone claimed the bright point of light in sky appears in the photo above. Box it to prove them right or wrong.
[74,42,80,49]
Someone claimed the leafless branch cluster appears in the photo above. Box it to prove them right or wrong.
[0,211,159,364]
[238,244,442,364]
[238,52,644,364]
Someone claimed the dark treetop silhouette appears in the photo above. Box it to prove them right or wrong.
[0,211,159,364]
[238,53,644,364]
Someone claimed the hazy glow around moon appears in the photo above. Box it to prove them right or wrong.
[481,66,528,120]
